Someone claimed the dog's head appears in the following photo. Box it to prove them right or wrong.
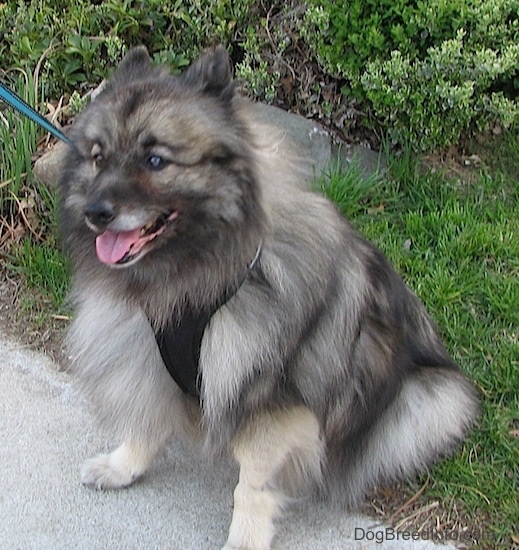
[60,46,263,270]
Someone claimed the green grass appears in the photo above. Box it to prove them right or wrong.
[9,236,69,312]
[1,71,69,315]
[5,179,70,315]
[322,143,519,547]
[0,70,40,199]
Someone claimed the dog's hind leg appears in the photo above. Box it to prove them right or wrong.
[222,406,323,550]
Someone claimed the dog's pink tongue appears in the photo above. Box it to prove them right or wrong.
[95,229,141,264]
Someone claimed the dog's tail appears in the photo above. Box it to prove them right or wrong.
[325,365,479,507]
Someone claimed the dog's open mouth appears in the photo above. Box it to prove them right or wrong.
[95,211,178,265]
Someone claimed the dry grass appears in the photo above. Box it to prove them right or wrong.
[362,480,497,549]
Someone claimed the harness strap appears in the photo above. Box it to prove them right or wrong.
[153,243,262,399]
[154,305,219,398]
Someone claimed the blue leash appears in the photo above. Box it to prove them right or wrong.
[0,82,71,143]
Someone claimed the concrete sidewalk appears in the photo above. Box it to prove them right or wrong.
[0,331,454,550]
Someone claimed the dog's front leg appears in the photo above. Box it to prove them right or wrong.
[223,407,323,550]
[80,388,197,490]
[79,371,195,490]
[81,439,163,490]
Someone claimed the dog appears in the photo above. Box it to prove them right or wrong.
[59,45,479,549]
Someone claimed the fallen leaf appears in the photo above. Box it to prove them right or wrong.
[462,154,482,167]
[367,204,385,215]
[281,74,294,95]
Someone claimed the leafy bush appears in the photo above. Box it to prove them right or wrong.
[302,0,422,80]
[235,23,281,103]
[0,0,255,97]
[362,30,519,150]
[303,0,519,150]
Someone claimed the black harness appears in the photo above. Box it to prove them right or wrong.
[152,245,262,399]
[154,297,230,399]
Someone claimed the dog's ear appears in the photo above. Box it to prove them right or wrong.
[180,45,234,100]
[111,46,153,83]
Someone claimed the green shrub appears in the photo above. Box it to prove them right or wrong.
[235,24,280,103]
[362,30,519,150]
[0,0,255,97]
[302,0,422,80]
[303,0,519,151]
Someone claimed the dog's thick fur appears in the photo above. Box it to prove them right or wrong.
[59,46,479,549]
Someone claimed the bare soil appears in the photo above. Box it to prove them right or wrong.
[0,267,68,365]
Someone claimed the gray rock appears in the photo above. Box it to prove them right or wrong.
[32,140,68,188]
[248,103,385,185]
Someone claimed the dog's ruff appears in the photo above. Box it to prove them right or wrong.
[59,45,479,550]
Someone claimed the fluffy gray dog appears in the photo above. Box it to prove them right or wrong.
[59,46,479,549]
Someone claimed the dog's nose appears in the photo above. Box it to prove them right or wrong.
[85,200,115,227]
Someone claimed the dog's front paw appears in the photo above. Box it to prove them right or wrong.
[221,543,270,550]
[81,452,140,490]
[222,540,270,550]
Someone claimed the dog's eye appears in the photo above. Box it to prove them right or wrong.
[91,143,104,164]
[146,154,168,171]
